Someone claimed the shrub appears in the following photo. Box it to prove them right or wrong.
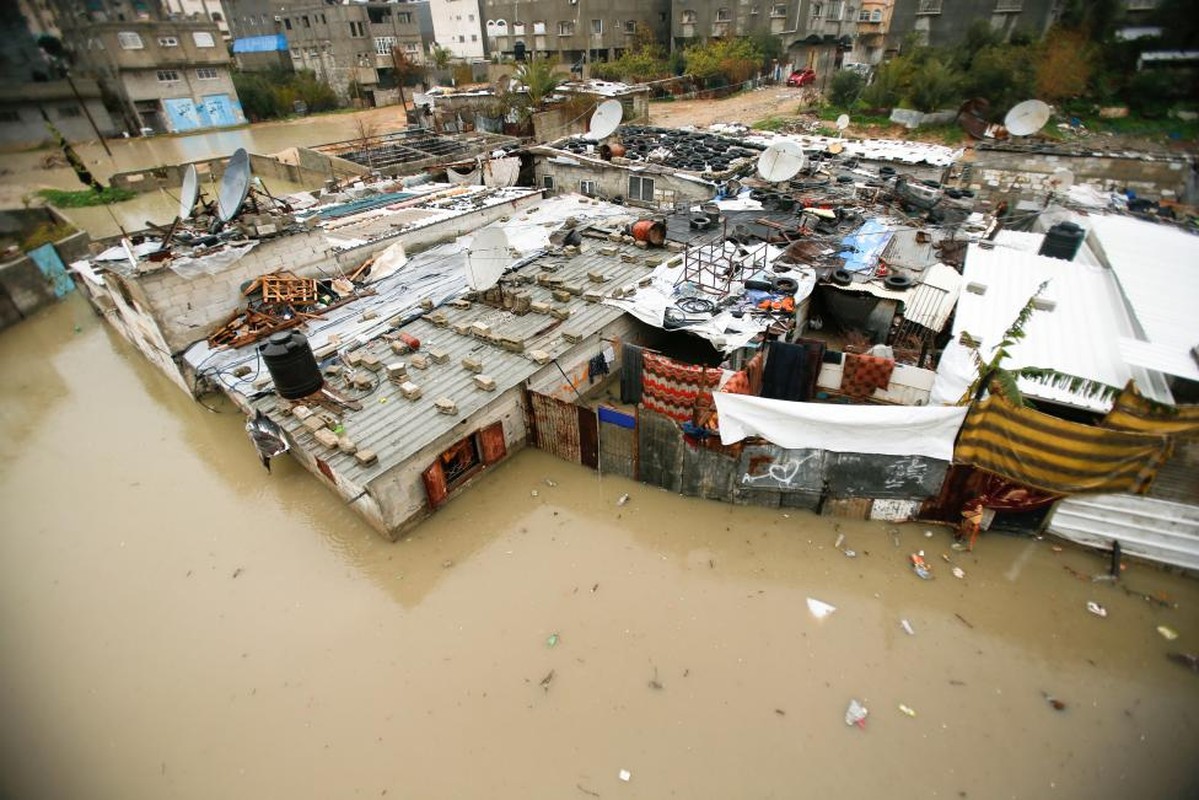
[908,58,959,112]
[828,70,865,110]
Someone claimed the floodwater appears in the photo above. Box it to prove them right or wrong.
[2,295,1198,799]
[2,107,412,237]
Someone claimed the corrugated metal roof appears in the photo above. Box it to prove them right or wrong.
[1088,214,1199,377]
[953,243,1158,412]
[243,234,660,487]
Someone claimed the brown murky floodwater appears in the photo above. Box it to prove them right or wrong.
[2,295,1199,800]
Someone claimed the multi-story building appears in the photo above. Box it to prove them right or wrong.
[429,0,485,60]
[482,0,671,65]
[887,0,1058,50]
[161,0,230,38]
[49,0,243,135]
[850,0,893,64]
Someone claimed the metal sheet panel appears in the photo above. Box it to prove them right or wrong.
[637,409,682,494]
[1048,494,1199,571]
[736,445,824,493]
[530,391,581,463]
[598,408,636,479]
[680,442,736,501]
[826,452,947,499]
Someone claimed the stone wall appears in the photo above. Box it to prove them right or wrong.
[968,147,1194,201]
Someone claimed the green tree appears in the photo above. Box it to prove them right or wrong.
[516,55,562,106]
[828,69,865,110]
[684,37,763,86]
[963,44,1035,113]
[431,45,452,70]
[907,58,959,112]
[860,60,904,110]
[1034,28,1096,103]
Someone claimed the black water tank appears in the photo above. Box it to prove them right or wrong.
[260,331,324,400]
[1039,221,1085,261]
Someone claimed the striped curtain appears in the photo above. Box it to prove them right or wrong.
[955,395,1171,495]
[1102,381,1199,438]
[641,352,721,424]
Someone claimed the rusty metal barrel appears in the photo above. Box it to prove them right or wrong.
[629,219,666,247]
[599,142,626,161]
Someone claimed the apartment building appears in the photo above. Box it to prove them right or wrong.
[482,0,670,65]
[430,0,485,60]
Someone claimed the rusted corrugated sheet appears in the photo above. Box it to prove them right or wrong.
[422,461,448,509]
[578,407,599,470]
[637,409,683,494]
[681,441,737,501]
[530,391,582,464]
[598,407,637,480]
[478,421,507,465]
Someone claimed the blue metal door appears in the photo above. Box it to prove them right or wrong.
[163,98,205,132]
[203,94,238,127]
[28,243,75,297]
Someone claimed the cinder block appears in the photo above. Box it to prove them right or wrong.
[337,436,358,454]
[386,362,407,382]
[419,298,434,311]
[449,299,471,309]
[355,449,378,466]
[462,356,484,373]
[302,415,326,433]
[620,253,637,263]
[530,301,551,314]
[428,347,449,364]
[390,340,409,355]
[362,353,382,371]
[399,381,422,399]
[426,311,449,327]
[409,353,429,370]
[451,321,471,336]
[551,289,572,303]
[529,349,551,365]
[314,428,340,449]
[473,374,497,391]
[550,307,571,320]
[434,397,458,415]
[562,330,583,344]
[583,291,603,303]
[293,405,313,421]
[352,373,373,389]
[345,351,363,367]
[470,321,490,338]
[587,270,606,283]
[598,245,618,256]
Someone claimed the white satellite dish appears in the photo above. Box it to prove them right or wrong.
[1004,99,1052,137]
[466,227,510,291]
[1048,167,1075,191]
[835,114,850,131]
[757,139,805,182]
[584,99,622,141]
[217,148,252,222]
[179,163,199,220]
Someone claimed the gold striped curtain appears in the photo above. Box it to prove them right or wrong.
[1102,381,1199,438]
[955,395,1171,495]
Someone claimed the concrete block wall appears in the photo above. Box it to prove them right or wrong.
[969,150,1192,200]
[536,159,715,208]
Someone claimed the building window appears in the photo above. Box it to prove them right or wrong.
[156,69,180,83]
[916,0,942,13]
[628,175,655,202]
[513,22,525,34]
[579,179,596,195]
[827,1,842,19]
[0,110,20,122]
[872,8,883,20]
[810,2,822,17]
[196,67,219,80]
[542,175,555,190]
[301,14,310,27]
[212,11,222,22]
[193,31,215,47]
[375,36,396,54]
[591,18,602,34]
[771,3,786,16]
[533,20,546,34]
[117,31,144,49]
[558,20,575,35]
[284,17,292,30]
[624,19,636,32]
[994,0,1023,10]
[157,36,178,46]
[681,9,697,23]
[404,42,418,52]
[398,12,412,23]
[58,106,83,118]
[349,21,366,37]
[715,7,731,21]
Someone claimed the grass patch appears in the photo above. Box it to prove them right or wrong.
[37,187,137,207]
[912,123,966,145]
[1076,114,1199,141]
[753,116,790,131]
[20,222,77,251]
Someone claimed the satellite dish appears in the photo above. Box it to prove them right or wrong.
[179,163,199,220]
[466,227,510,291]
[1048,167,1075,190]
[835,114,850,131]
[217,148,252,222]
[757,139,805,182]
[1004,99,1051,137]
[584,99,622,141]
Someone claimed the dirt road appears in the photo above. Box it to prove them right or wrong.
[649,85,819,128]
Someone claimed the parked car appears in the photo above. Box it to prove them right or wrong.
[786,68,816,87]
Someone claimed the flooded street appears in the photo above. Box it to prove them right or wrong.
[1,296,1197,799]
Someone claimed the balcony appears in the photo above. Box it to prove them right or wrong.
[916,0,942,14]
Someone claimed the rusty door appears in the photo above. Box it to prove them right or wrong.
[529,391,582,464]
[578,406,599,469]
[597,406,636,479]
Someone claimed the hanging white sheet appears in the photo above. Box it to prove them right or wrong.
[713,392,968,461]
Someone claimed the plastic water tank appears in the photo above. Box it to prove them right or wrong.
[1039,222,1085,261]
[259,331,324,400]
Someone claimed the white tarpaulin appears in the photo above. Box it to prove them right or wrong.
[713,392,969,461]
[482,156,521,188]
[168,241,259,278]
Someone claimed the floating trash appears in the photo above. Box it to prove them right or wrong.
[530,489,539,497]
[1158,625,1179,641]
[807,597,837,619]
[618,769,631,782]
[546,633,559,647]
[1167,652,1199,672]
[617,493,630,506]
[952,566,966,580]
[898,704,917,717]
[544,478,558,487]
[843,549,857,558]
[910,552,932,580]
[924,530,934,538]
[835,533,845,549]
[900,619,915,636]
[1041,691,1067,711]
[845,698,869,728]
[1086,601,1108,618]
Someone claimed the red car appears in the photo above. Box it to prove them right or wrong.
[787,68,816,87]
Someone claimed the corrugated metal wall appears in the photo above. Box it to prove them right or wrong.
[1048,494,1199,571]
[530,391,583,464]
[598,407,637,480]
